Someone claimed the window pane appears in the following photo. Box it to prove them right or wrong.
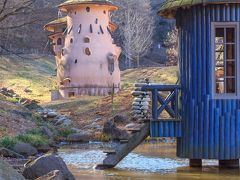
[216,61,224,67]
[215,67,224,78]
[215,28,224,43]
[226,61,235,76]
[226,44,235,59]
[215,44,224,51]
[216,78,224,94]
[215,51,224,61]
[226,78,235,93]
[226,28,235,43]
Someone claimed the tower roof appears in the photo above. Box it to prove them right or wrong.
[58,0,118,12]
[44,17,67,32]
[159,0,240,18]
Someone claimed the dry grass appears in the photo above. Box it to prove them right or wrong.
[43,66,178,129]
[0,55,56,102]
[0,54,178,132]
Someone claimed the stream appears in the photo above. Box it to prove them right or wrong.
[58,141,240,180]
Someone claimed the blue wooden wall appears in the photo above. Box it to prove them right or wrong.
[176,4,240,160]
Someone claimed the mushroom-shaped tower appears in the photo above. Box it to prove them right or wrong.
[45,0,121,99]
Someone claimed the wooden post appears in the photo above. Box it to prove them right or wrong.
[219,160,240,168]
[189,159,202,167]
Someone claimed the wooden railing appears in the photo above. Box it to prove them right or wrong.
[141,84,181,121]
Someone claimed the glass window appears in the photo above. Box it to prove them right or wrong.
[214,25,237,96]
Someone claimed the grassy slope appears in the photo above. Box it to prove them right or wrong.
[0,55,56,102]
[43,67,178,130]
[0,55,178,131]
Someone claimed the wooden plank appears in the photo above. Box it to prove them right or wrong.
[103,150,116,154]
[120,140,128,144]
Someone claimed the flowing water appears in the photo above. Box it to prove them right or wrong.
[58,142,240,180]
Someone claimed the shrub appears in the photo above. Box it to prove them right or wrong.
[0,137,19,149]
[16,133,49,147]
[6,97,19,103]
[58,126,75,138]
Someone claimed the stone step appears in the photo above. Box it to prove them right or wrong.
[103,150,116,154]
[126,128,141,133]
[119,139,129,144]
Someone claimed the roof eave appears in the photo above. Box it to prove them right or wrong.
[58,2,119,12]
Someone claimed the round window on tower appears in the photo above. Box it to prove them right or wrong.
[85,48,91,56]
[86,7,90,12]
[84,37,90,43]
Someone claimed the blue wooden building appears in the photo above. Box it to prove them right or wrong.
[143,0,240,168]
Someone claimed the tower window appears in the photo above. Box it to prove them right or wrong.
[75,59,78,64]
[95,18,98,24]
[100,25,104,34]
[212,22,239,98]
[103,10,106,14]
[70,38,73,43]
[84,37,90,43]
[86,7,90,12]
[57,38,62,45]
[90,24,93,33]
[78,24,82,34]
[85,48,91,56]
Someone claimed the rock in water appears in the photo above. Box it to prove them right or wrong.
[0,160,25,180]
[13,143,38,157]
[23,154,75,180]
[67,132,91,142]
[36,170,64,180]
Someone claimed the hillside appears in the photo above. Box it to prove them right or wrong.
[0,55,178,137]
[0,55,56,102]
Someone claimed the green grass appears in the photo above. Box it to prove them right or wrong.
[0,131,50,149]
[0,137,19,149]
[57,126,75,138]
[6,97,19,103]
[16,133,49,147]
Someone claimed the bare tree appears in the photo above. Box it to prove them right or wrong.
[163,27,178,66]
[0,0,63,55]
[113,0,154,68]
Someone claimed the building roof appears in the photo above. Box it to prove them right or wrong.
[159,0,240,18]
[44,17,67,32]
[58,0,118,12]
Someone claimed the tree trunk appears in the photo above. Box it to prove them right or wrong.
[137,56,140,68]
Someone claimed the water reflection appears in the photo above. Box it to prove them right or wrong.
[58,142,240,180]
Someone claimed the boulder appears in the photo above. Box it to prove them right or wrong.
[0,160,25,180]
[36,170,64,180]
[61,119,72,127]
[103,121,129,140]
[47,112,58,118]
[113,115,128,124]
[70,128,81,133]
[37,144,51,153]
[41,127,54,138]
[125,123,138,129]
[0,147,24,158]
[23,154,74,180]
[67,132,91,142]
[13,143,38,157]
[54,117,71,126]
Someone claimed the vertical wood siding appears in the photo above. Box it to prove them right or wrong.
[176,4,240,160]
